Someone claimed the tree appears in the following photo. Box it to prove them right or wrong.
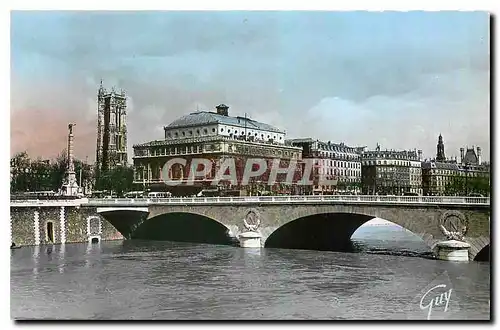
[29,158,53,191]
[445,174,490,196]
[95,165,134,196]
[467,176,490,196]
[10,151,31,192]
[11,150,96,194]
[74,158,94,193]
[50,149,68,191]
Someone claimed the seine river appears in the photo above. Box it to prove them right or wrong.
[11,225,490,320]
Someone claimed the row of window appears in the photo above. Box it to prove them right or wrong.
[362,153,418,160]
[165,126,285,141]
[135,146,301,159]
[136,145,206,157]
[427,171,483,178]
[316,159,361,169]
[318,168,361,177]
[316,143,359,154]
[317,152,360,161]
[314,184,362,190]
[363,160,414,166]
[166,127,216,138]
[220,127,283,141]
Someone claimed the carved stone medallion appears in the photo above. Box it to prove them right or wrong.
[439,210,468,241]
[243,209,261,232]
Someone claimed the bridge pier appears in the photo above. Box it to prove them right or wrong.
[238,231,262,248]
[433,240,471,262]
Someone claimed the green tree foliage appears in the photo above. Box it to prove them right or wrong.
[10,151,33,192]
[50,150,68,190]
[445,174,490,196]
[10,150,94,194]
[95,165,134,197]
[29,158,53,191]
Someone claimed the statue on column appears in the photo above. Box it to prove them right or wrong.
[61,123,80,197]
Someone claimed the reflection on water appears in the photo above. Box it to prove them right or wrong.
[11,235,490,320]
[58,244,65,274]
[32,245,40,276]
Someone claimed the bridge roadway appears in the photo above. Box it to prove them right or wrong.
[10,195,490,260]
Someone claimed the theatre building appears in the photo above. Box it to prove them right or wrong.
[132,104,303,196]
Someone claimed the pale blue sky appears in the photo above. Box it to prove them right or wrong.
[10,11,490,162]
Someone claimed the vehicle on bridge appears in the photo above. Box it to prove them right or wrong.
[147,192,172,198]
[124,191,146,199]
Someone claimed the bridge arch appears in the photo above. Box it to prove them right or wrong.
[264,209,436,253]
[468,236,490,261]
[97,209,150,240]
[136,211,236,246]
[473,244,490,261]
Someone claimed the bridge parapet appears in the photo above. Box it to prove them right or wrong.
[83,195,490,207]
[10,198,87,207]
[10,195,490,208]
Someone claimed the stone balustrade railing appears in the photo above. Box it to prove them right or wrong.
[11,195,490,207]
[10,198,88,207]
[90,195,490,205]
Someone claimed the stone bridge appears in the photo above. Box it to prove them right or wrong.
[86,195,490,261]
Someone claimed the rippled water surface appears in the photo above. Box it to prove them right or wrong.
[11,227,490,320]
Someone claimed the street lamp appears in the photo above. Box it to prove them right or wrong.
[464,162,470,196]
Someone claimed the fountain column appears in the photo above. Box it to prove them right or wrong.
[61,123,80,196]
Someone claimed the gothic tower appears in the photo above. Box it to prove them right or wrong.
[436,133,445,162]
[96,81,128,172]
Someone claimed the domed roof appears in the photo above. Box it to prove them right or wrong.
[166,111,284,133]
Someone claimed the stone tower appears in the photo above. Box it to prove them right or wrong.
[61,123,80,196]
[96,80,128,172]
[436,134,445,162]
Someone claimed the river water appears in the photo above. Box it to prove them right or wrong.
[11,225,490,320]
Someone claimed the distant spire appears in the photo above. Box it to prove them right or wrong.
[98,79,105,95]
[436,133,445,162]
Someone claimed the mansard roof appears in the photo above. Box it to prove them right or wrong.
[421,161,460,170]
[463,148,479,165]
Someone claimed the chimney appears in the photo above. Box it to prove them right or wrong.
[164,126,168,139]
[477,146,482,165]
[215,104,229,116]
[460,148,464,163]
[418,149,422,161]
